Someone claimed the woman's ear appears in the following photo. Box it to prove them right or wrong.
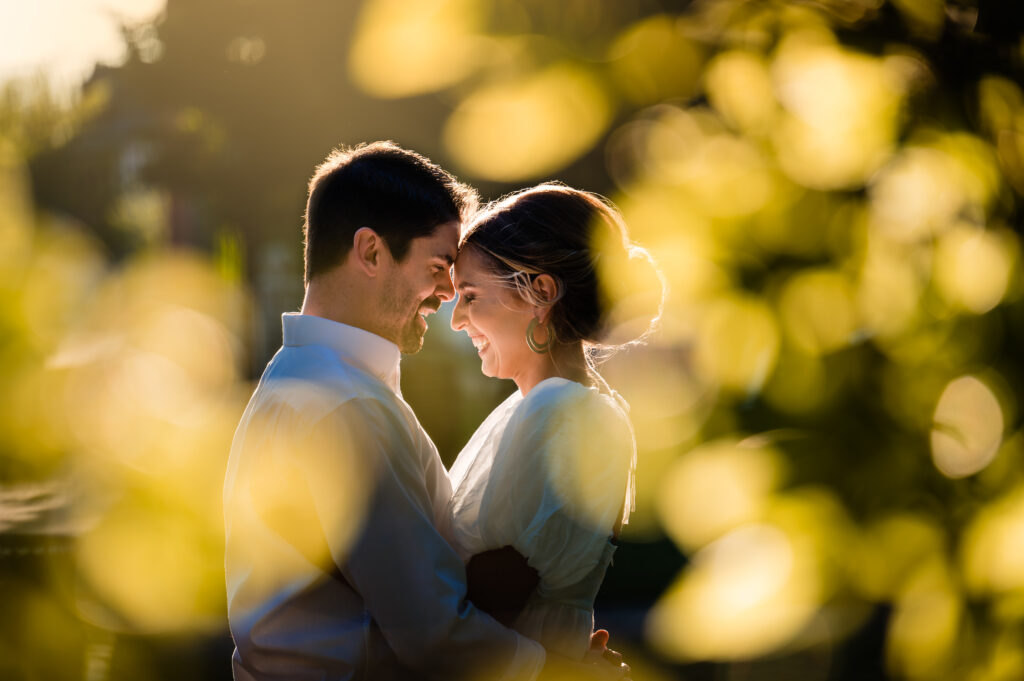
[532,274,558,322]
[352,227,385,277]
[532,273,558,303]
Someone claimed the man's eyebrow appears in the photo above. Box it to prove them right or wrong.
[435,253,455,266]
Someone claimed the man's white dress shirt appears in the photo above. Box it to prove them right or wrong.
[224,313,546,680]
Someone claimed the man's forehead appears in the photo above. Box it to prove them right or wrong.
[415,220,459,257]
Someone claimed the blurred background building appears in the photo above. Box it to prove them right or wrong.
[1,0,1024,679]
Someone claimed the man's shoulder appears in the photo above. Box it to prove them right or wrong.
[253,345,398,422]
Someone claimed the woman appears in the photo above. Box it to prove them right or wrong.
[445,183,663,660]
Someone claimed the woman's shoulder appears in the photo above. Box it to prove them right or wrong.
[515,377,631,434]
[522,376,586,405]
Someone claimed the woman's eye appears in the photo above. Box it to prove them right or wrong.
[462,294,476,304]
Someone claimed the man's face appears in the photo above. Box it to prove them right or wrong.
[379,221,459,353]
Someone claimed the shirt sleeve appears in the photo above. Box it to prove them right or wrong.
[298,397,546,681]
[481,388,634,592]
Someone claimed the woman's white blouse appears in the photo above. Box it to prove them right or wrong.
[446,377,636,659]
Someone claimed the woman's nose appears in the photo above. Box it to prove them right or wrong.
[450,295,466,331]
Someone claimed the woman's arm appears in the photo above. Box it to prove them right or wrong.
[466,545,539,626]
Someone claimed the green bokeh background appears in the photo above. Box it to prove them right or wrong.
[2,1,1024,679]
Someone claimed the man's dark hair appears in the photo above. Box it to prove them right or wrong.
[303,141,478,284]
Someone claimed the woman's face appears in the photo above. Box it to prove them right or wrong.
[450,247,536,381]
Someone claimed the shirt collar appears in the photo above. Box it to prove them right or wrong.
[281,313,401,393]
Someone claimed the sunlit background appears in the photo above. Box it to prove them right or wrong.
[2,0,1023,679]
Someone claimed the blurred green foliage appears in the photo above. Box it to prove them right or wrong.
[3,0,1024,679]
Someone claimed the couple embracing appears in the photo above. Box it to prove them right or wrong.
[223,142,662,680]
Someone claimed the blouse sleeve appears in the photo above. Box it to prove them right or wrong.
[477,383,634,593]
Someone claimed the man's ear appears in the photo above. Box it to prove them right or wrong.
[351,227,386,277]
[531,274,558,323]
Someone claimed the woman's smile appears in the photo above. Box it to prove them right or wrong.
[469,334,490,354]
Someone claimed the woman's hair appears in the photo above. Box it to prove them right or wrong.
[460,183,665,359]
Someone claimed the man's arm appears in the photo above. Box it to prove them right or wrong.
[465,549,630,681]
[302,399,546,681]
[466,546,540,627]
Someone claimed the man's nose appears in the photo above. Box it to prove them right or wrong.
[436,270,456,302]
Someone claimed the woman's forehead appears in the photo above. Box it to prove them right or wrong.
[453,247,491,283]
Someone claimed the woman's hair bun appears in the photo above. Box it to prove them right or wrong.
[587,200,666,352]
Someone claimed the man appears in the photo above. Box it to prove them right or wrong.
[224,142,626,680]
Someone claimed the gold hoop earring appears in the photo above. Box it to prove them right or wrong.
[526,318,551,354]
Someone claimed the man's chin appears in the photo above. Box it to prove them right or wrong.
[397,321,427,354]
[398,337,425,354]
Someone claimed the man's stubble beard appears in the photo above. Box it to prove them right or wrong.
[380,273,427,354]
[396,316,425,354]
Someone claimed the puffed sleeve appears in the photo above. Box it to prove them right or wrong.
[477,382,635,593]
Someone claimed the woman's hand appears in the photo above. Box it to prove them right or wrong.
[587,629,624,667]
[583,629,629,679]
